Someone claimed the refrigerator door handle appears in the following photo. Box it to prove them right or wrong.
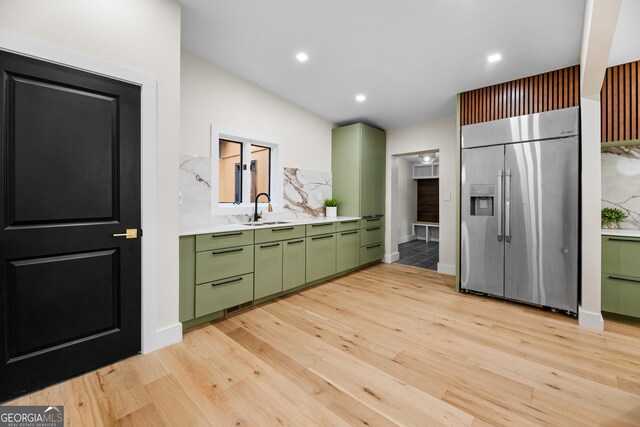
[497,170,503,241]
[505,169,511,242]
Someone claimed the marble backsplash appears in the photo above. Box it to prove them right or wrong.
[179,154,332,227]
[602,146,640,230]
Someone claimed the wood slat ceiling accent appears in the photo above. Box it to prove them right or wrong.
[460,65,580,126]
[601,60,639,143]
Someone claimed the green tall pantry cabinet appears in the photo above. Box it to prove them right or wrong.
[332,124,386,218]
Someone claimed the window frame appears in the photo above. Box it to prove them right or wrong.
[210,125,283,215]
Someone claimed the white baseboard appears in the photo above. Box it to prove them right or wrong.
[437,263,456,276]
[578,306,604,331]
[398,234,416,244]
[143,323,182,354]
[383,252,400,263]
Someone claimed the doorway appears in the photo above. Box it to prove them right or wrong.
[391,151,440,270]
[0,50,142,401]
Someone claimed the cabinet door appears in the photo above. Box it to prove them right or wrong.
[360,125,386,217]
[283,239,306,291]
[332,124,361,217]
[306,234,337,282]
[254,242,283,299]
[337,230,360,272]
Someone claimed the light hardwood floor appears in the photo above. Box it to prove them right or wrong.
[8,263,640,426]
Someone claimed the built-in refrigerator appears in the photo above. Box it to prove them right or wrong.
[460,107,579,314]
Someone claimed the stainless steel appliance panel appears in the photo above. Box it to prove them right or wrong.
[504,137,579,312]
[461,107,579,149]
[461,145,505,296]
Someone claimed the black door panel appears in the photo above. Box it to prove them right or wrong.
[0,50,141,401]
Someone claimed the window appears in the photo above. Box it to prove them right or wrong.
[211,126,283,214]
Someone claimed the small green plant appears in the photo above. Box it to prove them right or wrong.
[324,198,339,207]
[601,207,628,228]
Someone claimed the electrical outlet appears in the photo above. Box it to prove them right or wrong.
[444,191,451,201]
[178,191,183,205]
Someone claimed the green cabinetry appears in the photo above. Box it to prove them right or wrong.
[601,235,640,319]
[337,230,360,272]
[332,123,386,218]
[254,242,284,299]
[283,239,306,291]
[306,233,337,282]
[179,236,196,322]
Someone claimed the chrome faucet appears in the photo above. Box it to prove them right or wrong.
[254,192,272,222]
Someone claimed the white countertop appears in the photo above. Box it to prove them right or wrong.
[179,216,362,236]
[601,229,640,238]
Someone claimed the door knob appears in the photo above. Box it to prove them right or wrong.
[113,229,138,239]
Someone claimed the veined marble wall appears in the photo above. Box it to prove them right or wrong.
[602,146,640,230]
[179,155,332,227]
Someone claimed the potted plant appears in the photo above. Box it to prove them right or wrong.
[324,198,339,218]
[601,207,628,229]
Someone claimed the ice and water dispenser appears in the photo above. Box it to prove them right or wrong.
[470,184,494,216]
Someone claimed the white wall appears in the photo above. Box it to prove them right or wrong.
[0,0,182,337]
[385,115,457,274]
[396,158,417,242]
[181,51,333,172]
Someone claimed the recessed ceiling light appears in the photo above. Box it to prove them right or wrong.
[295,52,309,62]
[488,53,502,63]
[355,94,366,103]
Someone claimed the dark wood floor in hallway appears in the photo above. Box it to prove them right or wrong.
[9,263,640,426]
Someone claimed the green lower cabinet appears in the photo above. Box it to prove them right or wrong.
[360,242,384,265]
[179,236,196,322]
[337,230,360,272]
[602,274,640,318]
[195,273,254,317]
[196,245,254,284]
[306,233,337,282]
[254,242,284,299]
[283,238,306,291]
[360,226,385,247]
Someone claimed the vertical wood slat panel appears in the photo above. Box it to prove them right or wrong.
[600,60,640,143]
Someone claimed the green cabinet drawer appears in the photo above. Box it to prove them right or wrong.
[179,235,196,322]
[196,230,254,251]
[255,225,305,244]
[360,242,384,265]
[602,235,640,277]
[360,226,384,247]
[283,238,306,291]
[337,219,360,232]
[306,233,337,282]
[602,273,640,318]
[360,216,384,229]
[255,242,284,299]
[306,222,337,236]
[195,273,254,317]
[337,230,360,272]
[195,245,254,284]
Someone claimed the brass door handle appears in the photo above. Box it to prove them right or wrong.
[113,229,138,239]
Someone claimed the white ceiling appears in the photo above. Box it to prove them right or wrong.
[180,0,586,130]
[609,0,640,67]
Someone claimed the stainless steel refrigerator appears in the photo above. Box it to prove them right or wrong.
[460,107,579,314]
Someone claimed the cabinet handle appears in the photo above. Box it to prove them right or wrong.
[312,235,334,240]
[365,218,381,222]
[607,237,640,242]
[287,239,304,244]
[341,220,358,224]
[312,223,334,227]
[362,215,374,219]
[375,214,384,218]
[366,227,381,231]
[366,243,382,249]
[211,248,244,255]
[211,232,243,238]
[341,231,358,236]
[608,275,640,283]
[272,227,294,231]
[212,277,243,287]
[260,243,280,249]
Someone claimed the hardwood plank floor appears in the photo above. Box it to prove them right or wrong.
[8,263,640,426]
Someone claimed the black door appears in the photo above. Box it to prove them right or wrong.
[0,51,141,401]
